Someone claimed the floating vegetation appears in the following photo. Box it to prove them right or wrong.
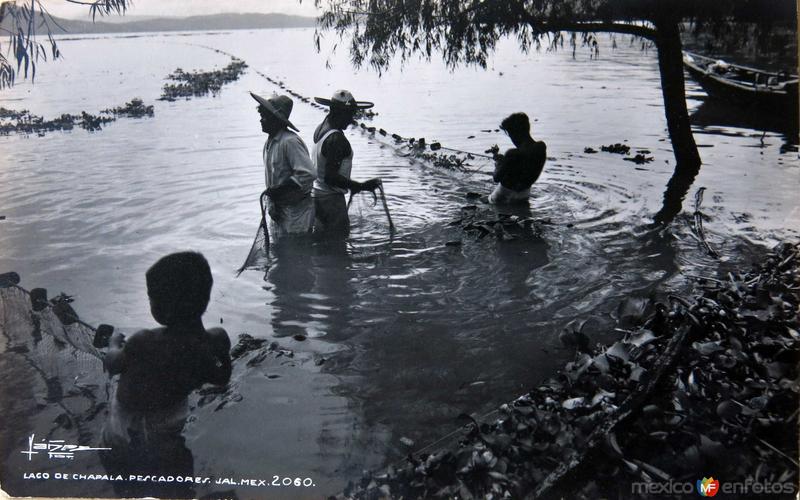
[448,205,549,242]
[587,144,654,164]
[403,140,498,171]
[230,333,294,366]
[355,108,378,120]
[101,98,154,118]
[0,98,155,136]
[0,108,19,119]
[230,333,273,360]
[340,242,800,499]
[78,111,116,131]
[0,107,111,135]
[623,153,654,164]
[601,143,631,154]
[362,125,497,171]
[416,151,472,171]
[159,57,248,101]
[194,333,298,412]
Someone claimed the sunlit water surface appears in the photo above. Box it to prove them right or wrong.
[0,28,797,497]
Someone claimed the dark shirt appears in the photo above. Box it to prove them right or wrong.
[493,140,546,191]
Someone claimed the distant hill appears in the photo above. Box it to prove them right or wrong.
[1,12,317,35]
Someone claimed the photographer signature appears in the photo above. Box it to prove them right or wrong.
[21,434,110,461]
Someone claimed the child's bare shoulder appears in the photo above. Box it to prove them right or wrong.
[206,326,228,339]
[123,327,166,351]
[127,327,166,341]
[205,327,231,349]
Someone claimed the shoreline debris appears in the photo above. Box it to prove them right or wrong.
[338,242,800,499]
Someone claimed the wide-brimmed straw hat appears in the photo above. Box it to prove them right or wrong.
[250,92,299,132]
[314,89,374,110]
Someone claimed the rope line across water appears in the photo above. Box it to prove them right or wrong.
[186,43,499,171]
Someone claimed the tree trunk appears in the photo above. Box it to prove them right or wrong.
[651,19,702,224]
[654,20,702,170]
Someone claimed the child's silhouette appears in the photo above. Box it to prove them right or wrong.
[100,252,231,498]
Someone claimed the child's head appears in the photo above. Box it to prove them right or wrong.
[500,112,531,142]
[145,252,213,326]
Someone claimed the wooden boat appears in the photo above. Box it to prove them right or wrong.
[683,51,798,111]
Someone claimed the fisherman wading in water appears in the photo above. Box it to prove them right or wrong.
[251,92,315,236]
[312,90,382,236]
[489,112,547,205]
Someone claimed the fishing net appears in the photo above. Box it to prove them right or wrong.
[347,182,396,235]
[236,190,270,275]
[236,217,269,275]
[237,185,395,274]
[0,285,107,444]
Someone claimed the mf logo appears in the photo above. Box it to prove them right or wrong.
[697,477,720,497]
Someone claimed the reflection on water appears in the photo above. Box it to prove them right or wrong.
[653,160,702,225]
[0,28,798,497]
[100,425,196,499]
[267,237,357,340]
[690,97,799,149]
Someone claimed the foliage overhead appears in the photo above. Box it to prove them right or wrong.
[314,0,796,71]
[0,0,129,88]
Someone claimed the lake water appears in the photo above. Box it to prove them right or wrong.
[0,28,798,498]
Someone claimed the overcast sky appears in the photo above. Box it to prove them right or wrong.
[38,0,321,19]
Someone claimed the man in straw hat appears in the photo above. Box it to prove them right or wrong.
[311,89,382,235]
[251,92,315,236]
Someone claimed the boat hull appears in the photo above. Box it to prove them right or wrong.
[683,52,798,115]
